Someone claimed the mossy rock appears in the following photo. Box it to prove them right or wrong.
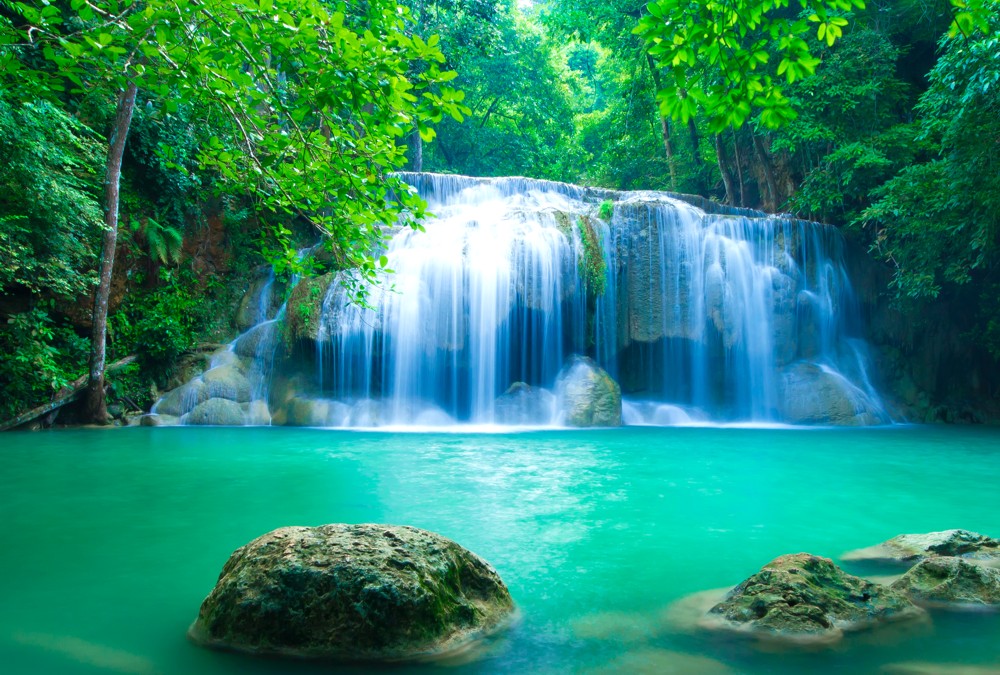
[890,557,1000,608]
[286,273,336,344]
[555,355,622,427]
[202,365,251,403]
[703,553,925,644]
[842,530,1000,567]
[153,379,210,417]
[189,524,515,661]
[184,398,246,426]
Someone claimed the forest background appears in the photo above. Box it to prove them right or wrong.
[0,0,997,424]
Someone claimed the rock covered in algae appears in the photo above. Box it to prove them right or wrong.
[189,524,515,661]
[890,557,1000,608]
[555,355,622,427]
[703,553,924,643]
[842,530,1000,566]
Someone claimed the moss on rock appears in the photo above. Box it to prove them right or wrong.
[189,524,515,662]
[703,553,925,644]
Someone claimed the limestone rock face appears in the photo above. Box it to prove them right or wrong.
[555,356,622,427]
[842,530,1000,566]
[189,524,515,661]
[495,383,555,425]
[703,553,924,643]
[202,364,251,403]
[286,273,336,344]
[779,362,888,426]
[153,379,209,417]
[184,398,246,426]
[890,557,1000,608]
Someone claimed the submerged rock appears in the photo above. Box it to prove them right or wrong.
[842,530,1000,566]
[184,398,246,426]
[555,356,622,427]
[189,524,515,661]
[890,557,1000,608]
[494,382,555,425]
[703,553,924,644]
[779,361,887,426]
[139,413,180,427]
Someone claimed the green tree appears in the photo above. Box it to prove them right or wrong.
[1,0,465,422]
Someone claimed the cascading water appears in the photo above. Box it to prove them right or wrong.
[299,174,888,427]
[148,173,889,427]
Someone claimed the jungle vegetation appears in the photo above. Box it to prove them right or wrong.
[0,0,996,423]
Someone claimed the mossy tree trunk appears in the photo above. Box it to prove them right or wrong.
[85,81,138,424]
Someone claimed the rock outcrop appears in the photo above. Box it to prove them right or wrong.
[890,557,1000,608]
[189,524,515,661]
[842,530,1000,566]
[702,553,924,644]
[555,356,622,427]
[495,382,555,425]
[779,362,888,425]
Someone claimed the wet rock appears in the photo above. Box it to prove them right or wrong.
[153,379,209,417]
[282,397,349,427]
[890,557,1000,608]
[184,398,246,426]
[842,530,1000,566]
[139,413,180,427]
[702,553,924,644]
[494,383,555,425]
[233,322,281,359]
[188,524,515,661]
[202,365,251,403]
[779,361,887,426]
[286,273,336,344]
[245,401,271,426]
[555,356,622,427]
[236,270,284,332]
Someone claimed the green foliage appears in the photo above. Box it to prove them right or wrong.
[0,307,89,420]
[598,199,614,220]
[577,216,607,297]
[858,2,1000,300]
[0,94,103,299]
[106,362,154,411]
[635,0,866,132]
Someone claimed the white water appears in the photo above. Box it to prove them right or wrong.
[303,174,887,426]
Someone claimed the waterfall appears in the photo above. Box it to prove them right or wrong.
[148,173,889,427]
[305,174,887,426]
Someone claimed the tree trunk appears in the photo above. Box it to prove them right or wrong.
[751,132,779,212]
[714,134,736,206]
[733,126,746,207]
[410,128,423,172]
[644,54,677,190]
[84,81,138,424]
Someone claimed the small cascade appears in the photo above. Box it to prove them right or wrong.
[150,268,286,426]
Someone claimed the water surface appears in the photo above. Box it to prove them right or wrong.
[1,425,998,673]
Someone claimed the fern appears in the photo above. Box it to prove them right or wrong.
[140,217,184,264]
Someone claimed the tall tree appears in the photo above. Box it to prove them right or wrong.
[1,0,466,422]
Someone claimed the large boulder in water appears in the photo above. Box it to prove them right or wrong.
[494,382,555,425]
[778,361,887,425]
[890,557,1000,608]
[702,553,924,644]
[842,530,1000,567]
[184,398,246,426]
[555,356,622,427]
[189,524,515,661]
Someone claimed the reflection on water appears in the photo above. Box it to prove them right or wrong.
[0,425,998,674]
